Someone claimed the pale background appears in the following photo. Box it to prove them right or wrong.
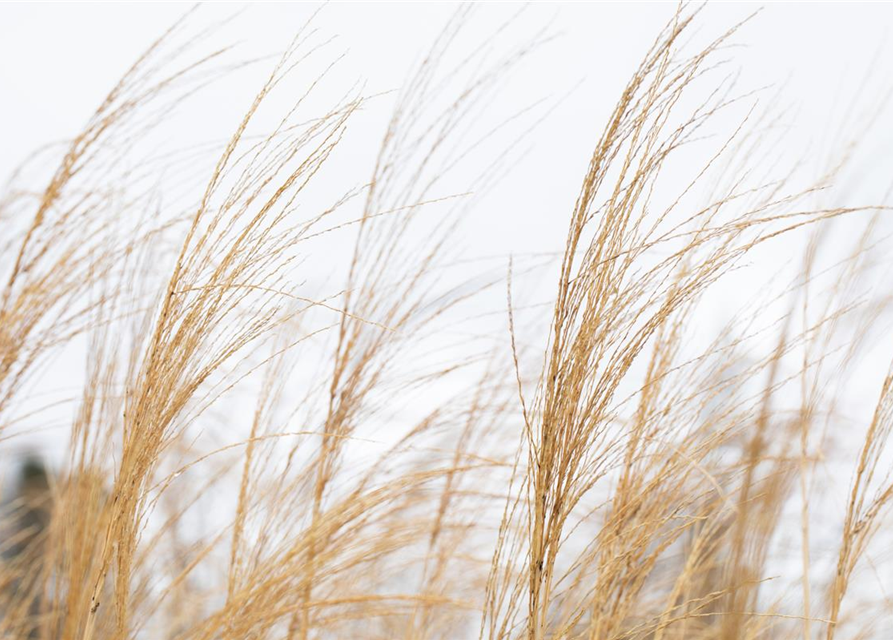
[3,0,893,617]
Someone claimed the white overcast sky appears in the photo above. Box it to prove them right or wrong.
[2,3,892,255]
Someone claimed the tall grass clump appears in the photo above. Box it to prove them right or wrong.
[2,5,893,640]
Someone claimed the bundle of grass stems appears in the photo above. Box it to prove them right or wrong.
[2,4,893,640]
